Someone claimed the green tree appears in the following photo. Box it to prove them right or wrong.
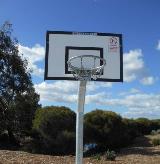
[0,22,39,144]
[122,118,140,141]
[150,119,160,131]
[135,118,152,135]
[32,106,76,155]
[84,109,127,151]
[12,88,40,135]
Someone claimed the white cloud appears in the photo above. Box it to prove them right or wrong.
[156,40,160,50]
[18,44,45,77]
[119,88,141,96]
[35,81,78,94]
[102,93,160,119]
[35,81,78,103]
[140,76,156,85]
[31,64,44,77]
[123,49,157,85]
[35,80,160,118]
[19,44,44,63]
[130,88,141,94]
[34,80,111,104]
[86,92,107,104]
[99,82,112,88]
[123,49,144,82]
[87,81,112,92]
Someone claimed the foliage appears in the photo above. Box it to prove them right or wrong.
[0,22,40,145]
[151,130,156,135]
[152,138,160,146]
[122,118,140,138]
[0,22,31,110]
[32,106,76,155]
[84,109,127,151]
[123,118,160,137]
[150,119,160,131]
[151,129,160,135]
[12,88,40,134]
[30,107,160,154]
[135,118,152,135]
[91,153,101,160]
[104,149,116,161]
[134,118,160,135]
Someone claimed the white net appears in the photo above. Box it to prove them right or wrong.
[67,55,106,81]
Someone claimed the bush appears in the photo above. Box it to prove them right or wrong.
[104,149,116,161]
[150,129,160,135]
[91,154,101,160]
[122,118,140,139]
[150,120,160,131]
[32,106,76,155]
[84,110,128,151]
[152,138,160,146]
[135,118,152,135]
[157,129,160,134]
[151,130,157,135]
[0,131,9,147]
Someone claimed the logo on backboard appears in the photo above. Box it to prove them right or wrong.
[108,37,119,53]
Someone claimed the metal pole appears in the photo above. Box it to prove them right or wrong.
[76,80,87,164]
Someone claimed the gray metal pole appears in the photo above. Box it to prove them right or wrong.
[76,80,87,164]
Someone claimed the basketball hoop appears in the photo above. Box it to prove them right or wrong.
[44,31,123,164]
[67,55,106,81]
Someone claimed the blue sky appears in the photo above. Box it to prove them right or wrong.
[1,0,160,118]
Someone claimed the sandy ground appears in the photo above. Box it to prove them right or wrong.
[0,136,160,164]
[0,146,160,164]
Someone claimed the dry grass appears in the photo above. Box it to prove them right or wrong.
[146,134,160,140]
[0,135,160,164]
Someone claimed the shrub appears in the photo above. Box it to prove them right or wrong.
[150,129,160,135]
[92,154,101,160]
[151,130,157,135]
[122,118,140,140]
[32,106,76,155]
[84,110,128,151]
[135,118,152,135]
[150,120,160,131]
[152,138,160,146]
[104,149,116,161]
[157,129,160,134]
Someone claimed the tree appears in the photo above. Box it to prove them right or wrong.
[32,106,76,155]
[84,109,127,151]
[135,118,152,135]
[0,22,40,145]
[12,88,40,135]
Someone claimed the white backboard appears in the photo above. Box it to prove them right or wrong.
[44,31,123,82]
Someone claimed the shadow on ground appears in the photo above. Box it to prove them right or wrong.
[119,136,160,156]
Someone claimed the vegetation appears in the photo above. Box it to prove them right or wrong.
[104,149,116,161]
[32,106,76,155]
[152,138,160,146]
[0,22,40,146]
[135,118,152,135]
[151,129,160,135]
[91,153,101,160]
[84,110,132,151]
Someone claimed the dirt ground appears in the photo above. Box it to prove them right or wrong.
[0,136,160,164]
